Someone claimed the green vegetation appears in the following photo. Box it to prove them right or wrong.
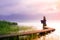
[19,33,38,40]
[0,20,39,40]
[0,20,19,35]
[19,26,32,31]
[0,20,33,34]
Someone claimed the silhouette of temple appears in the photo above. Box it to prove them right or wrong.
[41,16,47,29]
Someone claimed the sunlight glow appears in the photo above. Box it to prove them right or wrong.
[7,0,59,15]
[19,0,58,14]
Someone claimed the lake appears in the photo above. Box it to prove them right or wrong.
[18,20,60,40]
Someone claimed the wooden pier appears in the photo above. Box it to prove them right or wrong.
[0,16,55,40]
[0,27,55,39]
[20,27,55,36]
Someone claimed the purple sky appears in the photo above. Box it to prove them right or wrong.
[0,0,60,22]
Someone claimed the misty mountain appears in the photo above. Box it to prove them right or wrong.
[0,13,59,22]
[0,13,43,22]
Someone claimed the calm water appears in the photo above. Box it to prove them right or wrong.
[18,21,60,40]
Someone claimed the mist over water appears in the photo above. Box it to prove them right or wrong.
[18,21,43,30]
[18,20,60,40]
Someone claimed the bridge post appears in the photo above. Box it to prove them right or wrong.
[16,35,19,40]
[41,16,47,29]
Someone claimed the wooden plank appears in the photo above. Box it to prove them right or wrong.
[20,28,55,35]
[0,27,55,38]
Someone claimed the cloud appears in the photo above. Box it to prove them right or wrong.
[0,0,22,15]
[0,0,60,21]
[0,0,58,15]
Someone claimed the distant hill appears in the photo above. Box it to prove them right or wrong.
[0,14,43,22]
[0,20,19,35]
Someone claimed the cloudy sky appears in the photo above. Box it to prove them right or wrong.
[0,0,60,21]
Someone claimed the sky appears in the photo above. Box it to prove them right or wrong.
[0,0,60,22]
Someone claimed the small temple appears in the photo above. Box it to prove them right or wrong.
[41,16,47,29]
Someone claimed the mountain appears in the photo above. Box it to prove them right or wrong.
[0,13,43,22]
[0,13,59,22]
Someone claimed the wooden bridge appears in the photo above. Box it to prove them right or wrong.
[0,16,55,40]
[20,27,55,36]
[0,26,55,40]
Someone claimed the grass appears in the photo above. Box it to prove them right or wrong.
[0,20,38,40]
[0,20,33,35]
[19,33,38,40]
[19,26,33,31]
[0,20,19,35]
